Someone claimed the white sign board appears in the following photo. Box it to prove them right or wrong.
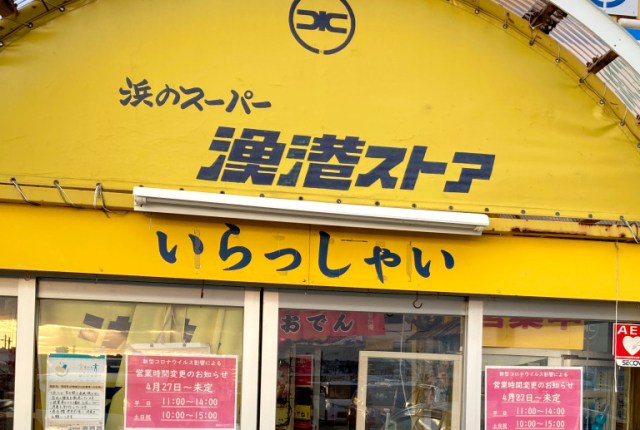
[46,353,107,430]
[591,0,638,18]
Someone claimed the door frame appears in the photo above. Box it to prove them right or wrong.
[259,288,476,430]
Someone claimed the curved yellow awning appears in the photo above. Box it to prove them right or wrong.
[1,0,640,234]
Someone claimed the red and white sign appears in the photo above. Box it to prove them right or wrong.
[294,355,314,387]
[485,366,582,430]
[279,310,385,341]
[125,354,237,430]
[614,323,640,367]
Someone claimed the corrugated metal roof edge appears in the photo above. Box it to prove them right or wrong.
[552,0,640,76]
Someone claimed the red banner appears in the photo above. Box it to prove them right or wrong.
[279,310,386,341]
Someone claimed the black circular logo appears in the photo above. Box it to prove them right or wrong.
[289,0,356,55]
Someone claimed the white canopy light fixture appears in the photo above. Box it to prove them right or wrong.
[133,187,489,236]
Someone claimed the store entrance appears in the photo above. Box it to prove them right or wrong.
[276,345,358,430]
[276,308,465,430]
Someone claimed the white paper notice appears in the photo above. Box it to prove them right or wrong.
[46,353,107,430]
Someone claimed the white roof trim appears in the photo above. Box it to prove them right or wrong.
[552,0,640,73]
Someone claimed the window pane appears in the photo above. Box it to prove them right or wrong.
[35,299,243,430]
[0,297,16,430]
[276,309,463,430]
[482,316,634,430]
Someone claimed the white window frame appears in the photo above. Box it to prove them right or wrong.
[0,278,19,297]
[260,288,470,430]
[463,298,483,430]
[483,296,640,321]
[480,296,640,430]
[33,279,260,430]
[356,350,463,430]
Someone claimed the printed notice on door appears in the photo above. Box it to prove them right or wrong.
[485,366,582,430]
[125,354,237,430]
[45,353,107,430]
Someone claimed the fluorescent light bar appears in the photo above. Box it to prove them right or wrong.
[133,187,489,236]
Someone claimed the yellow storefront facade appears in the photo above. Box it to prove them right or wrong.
[2,0,640,429]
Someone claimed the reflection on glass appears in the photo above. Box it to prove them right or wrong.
[481,317,635,430]
[0,297,16,430]
[276,309,463,430]
[35,299,243,430]
[359,353,460,430]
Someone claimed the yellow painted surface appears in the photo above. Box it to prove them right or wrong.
[0,0,639,221]
[2,203,640,301]
[0,204,311,285]
[483,318,584,350]
[294,405,311,421]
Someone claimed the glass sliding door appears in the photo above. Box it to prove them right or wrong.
[268,290,466,430]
